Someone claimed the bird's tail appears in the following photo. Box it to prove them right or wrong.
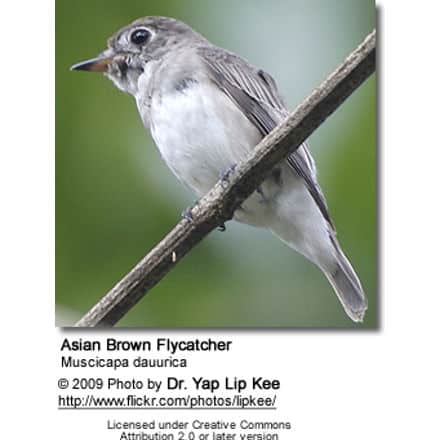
[323,246,368,322]
[266,191,367,322]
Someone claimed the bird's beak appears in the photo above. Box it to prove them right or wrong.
[70,56,113,73]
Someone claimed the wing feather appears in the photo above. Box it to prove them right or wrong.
[199,46,334,228]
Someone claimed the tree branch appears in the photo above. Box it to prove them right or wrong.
[75,29,376,327]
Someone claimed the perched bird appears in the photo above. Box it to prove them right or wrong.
[71,16,367,322]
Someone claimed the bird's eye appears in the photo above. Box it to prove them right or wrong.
[130,28,151,45]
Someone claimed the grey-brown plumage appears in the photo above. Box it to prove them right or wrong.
[71,16,367,322]
[198,46,334,227]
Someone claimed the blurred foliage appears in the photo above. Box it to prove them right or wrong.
[56,0,376,327]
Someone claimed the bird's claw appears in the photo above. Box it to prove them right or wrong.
[181,209,194,223]
[220,164,237,187]
[181,201,198,223]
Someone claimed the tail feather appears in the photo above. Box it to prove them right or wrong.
[324,250,367,322]
[266,185,367,322]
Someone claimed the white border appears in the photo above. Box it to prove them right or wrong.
[2,1,440,438]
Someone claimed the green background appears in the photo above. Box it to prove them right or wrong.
[56,0,376,327]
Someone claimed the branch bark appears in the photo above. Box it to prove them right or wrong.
[75,29,376,327]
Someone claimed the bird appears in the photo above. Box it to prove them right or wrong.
[71,16,367,322]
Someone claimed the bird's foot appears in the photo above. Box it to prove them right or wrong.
[220,164,237,187]
[217,223,226,232]
[256,185,266,202]
[181,209,193,223]
[181,200,198,223]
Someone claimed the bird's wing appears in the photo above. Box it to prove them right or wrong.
[199,46,334,228]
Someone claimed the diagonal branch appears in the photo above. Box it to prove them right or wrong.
[75,29,376,327]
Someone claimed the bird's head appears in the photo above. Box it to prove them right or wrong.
[71,16,204,95]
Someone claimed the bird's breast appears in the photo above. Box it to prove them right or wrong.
[148,79,261,196]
